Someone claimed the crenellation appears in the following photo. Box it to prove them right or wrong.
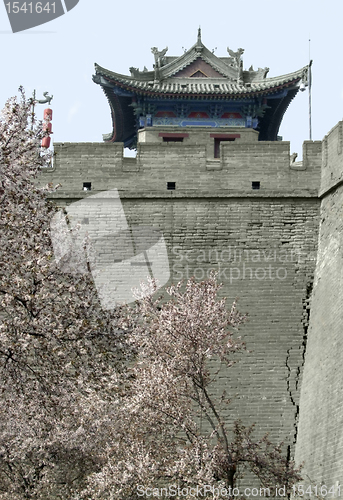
[318,121,343,196]
[45,133,320,197]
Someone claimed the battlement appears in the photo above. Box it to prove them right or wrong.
[319,120,343,196]
[42,130,321,199]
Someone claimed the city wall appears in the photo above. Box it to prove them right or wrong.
[40,131,322,455]
[295,121,343,493]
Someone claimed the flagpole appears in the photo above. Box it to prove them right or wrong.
[309,39,313,141]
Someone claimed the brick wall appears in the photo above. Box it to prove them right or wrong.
[295,121,343,493]
[121,196,319,449]
[42,127,321,196]
[39,128,322,459]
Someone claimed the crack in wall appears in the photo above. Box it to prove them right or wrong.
[286,279,313,446]
[285,348,299,445]
[301,280,313,366]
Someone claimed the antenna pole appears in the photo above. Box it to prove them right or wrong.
[31,89,36,131]
[309,39,312,141]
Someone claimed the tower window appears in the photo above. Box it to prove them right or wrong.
[83,182,91,191]
[167,182,176,190]
[252,181,260,190]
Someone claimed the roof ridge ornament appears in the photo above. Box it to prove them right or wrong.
[151,46,168,82]
[227,46,244,83]
[197,26,202,45]
[151,46,168,69]
[195,26,204,54]
[227,47,244,68]
[195,27,203,54]
[248,65,270,79]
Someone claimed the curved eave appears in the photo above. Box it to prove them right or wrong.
[95,63,156,82]
[258,87,299,141]
[97,73,302,101]
[101,86,135,146]
[94,62,307,94]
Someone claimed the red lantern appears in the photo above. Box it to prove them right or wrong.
[43,122,52,133]
[41,136,51,148]
[43,108,53,121]
[41,106,53,148]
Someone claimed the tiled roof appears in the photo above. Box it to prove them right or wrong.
[94,63,308,99]
[158,43,237,79]
[93,34,309,144]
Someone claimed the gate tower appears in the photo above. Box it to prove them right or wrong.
[92,28,309,148]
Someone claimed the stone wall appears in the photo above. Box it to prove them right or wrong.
[295,121,343,493]
[40,129,322,455]
[43,129,321,196]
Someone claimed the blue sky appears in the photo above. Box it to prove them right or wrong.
[0,0,341,159]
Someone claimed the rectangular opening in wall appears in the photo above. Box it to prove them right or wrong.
[83,182,91,191]
[214,138,235,158]
[163,137,184,142]
[210,134,240,159]
[124,148,137,158]
[159,133,189,142]
[252,181,260,190]
[167,182,176,190]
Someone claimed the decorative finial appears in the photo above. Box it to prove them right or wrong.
[227,47,244,68]
[36,91,53,105]
[197,26,201,44]
[151,46,168,69]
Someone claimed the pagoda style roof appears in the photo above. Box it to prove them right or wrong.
[93,29,309,146]
[94,63,308,99]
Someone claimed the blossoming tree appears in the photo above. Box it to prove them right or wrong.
[0,89,130,498]
[0,90,302,499]
[78,276,302,499]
